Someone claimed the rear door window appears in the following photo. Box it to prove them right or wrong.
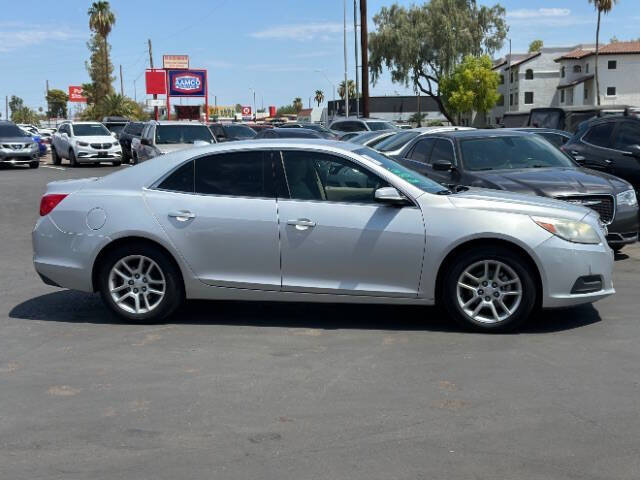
[157,161,195,193]
[407,138,436,163]
[613,122,640,150]
[429,139,455,164]
[583,123,615,148]
[194,151,273,198]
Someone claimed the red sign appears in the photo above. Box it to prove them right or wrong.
[145,69,167,95]
[242,106,252,116]
[68,86,87,103]
[269,106,276,117]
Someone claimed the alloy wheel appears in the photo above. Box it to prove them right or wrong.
[108,255,166,314]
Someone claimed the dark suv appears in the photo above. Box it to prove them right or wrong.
[562,116,640,189]
[118,121,144,163]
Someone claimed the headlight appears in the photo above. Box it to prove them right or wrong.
[77,141,89,147]
[617,189,638,207]
[532,216,601,244]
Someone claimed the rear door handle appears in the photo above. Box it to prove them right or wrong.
[287,218,316,230]
[168,210,196,221]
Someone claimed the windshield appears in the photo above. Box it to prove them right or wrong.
[355,147,448,194]
[106,124,126,135]
[350,131,386,145]
[155,125,215,144]
[459,135,576,171]
[0,124,30,137]
[366,121,395,131]
[375,131,420,152]
[225,124,256,139]
[73,124,111,136]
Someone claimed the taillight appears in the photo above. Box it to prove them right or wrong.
[39,194,68,216]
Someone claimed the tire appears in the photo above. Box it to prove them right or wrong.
[51,147,61,165]
[122,149,130,163]
[69,149,78,167]
[112,160,122,167]
[132,152,139,165]
[29,161,39,169]
[611,245,624,253]
[97,242,184,323]
[440,246,537,332]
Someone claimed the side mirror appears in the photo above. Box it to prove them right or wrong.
[432,159,453,171]
[374,187,410,206]
[622,145,640,159]
[140,138,150,146]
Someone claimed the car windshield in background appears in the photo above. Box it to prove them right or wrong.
[350,131,386,145]
[155,125,215,144]
[460,135,576,171]
[0,125,30,137]
[366,121,395,131]
[355,147,448,194]
[73,124,111,136]
[376,131,420,152]
[107,124,126,135]
[225,124,256,139]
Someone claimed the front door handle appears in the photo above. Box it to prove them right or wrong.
[287,218,316,230]
[168,210,196,222]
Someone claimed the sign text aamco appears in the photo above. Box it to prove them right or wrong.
[168,70,207,97]
[163,55,189,70]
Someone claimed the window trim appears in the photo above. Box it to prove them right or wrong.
[579,122,618,152]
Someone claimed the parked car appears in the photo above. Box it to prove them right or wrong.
[0,120,40,168]
[396,130,638,250]
[380,127,475,157]
[337,132,361,141]
[17,124,40,135]
[246,123,274,134]
[19,127,47,157]
[209,123,257,142]
[33,140,614,331]
[131,121,216,163]
[562,116,640,190]
[51,121,123,167]
[118,121,145,163]
[510,128,572,149]
[522,105,633,133]
[102,116,129,139]
[254,127,325,139]
[278,122,337,138]
[329,117,398,134]
[346,130,397,148]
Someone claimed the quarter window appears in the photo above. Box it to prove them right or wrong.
[195,151,272,198]
[157,160,195,193]
[281,151,387,203]
[584,123,615,148]
[407,138,436,163]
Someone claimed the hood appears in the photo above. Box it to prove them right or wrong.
[448,187,592,222]
[0,136,36,144]
[73,135,117,144]
[470,167,631,196]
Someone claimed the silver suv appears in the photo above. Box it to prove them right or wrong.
[131,121,216,163]
[0,121,39,168]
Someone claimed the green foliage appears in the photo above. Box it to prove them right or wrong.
[86,2,116,107]
[439,55,500,115]
[427,119,445,127]
[528,39,543,53]
[314,90,325,106]
[234,104,243,113]
[9,96,40,125]
[292,97,303,112]
[46,89,69,118]
[368,0,507,124]
[276,104,297,116]
[408,112,426,125]
[81,94,148,121]
[338,80,356,100]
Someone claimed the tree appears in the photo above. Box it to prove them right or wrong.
[528,39,543,53]
[293,97,303,112]
[234,104,243,113]
[408,112,426,125]
[46,89,69,118]
[369,0,507,124]
[338,80,356,100]
[439,55,500,121]
[84,34,115,105]
[81,93,147,120]
[314,90,325,107]
[589,0,618,105]
[9,96,40,124]
[276,104,297,116]
[88,1,116,97]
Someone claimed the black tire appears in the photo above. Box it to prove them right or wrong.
[69,149,78,167]
[122,149,130,163]
[440,246,537,332]
[29,161,39,169]
[51,147,61,165]
[132,152,139,165]
[611,245,624,253]
[98,242,184,323]
[112,160,122,167]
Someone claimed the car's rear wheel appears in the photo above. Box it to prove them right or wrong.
[69,149,78,167]
[441,247,537,332]
[132,152,139,165]
[51,147,61,165]
[98,243,184,323]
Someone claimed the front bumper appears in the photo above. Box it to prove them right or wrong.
[607,206,639,246]
[0,149,39,164]
[76,147,122,162]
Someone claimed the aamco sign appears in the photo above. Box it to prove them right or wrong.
[168,69,207,97]
[68,85,87,103]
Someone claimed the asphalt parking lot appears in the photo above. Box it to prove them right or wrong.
[1,155,640,480]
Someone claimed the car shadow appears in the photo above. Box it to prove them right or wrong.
[9,290,602,334]
[614,251,629,261]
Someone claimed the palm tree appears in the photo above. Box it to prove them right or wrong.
[338,80,356,100]
[292,97,303,112]
[589,0,618,105]
[88,1,116,99]
[100,93,136,117]
[314,90,325,107]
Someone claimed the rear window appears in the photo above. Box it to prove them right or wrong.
[155,125,215,144]
[224,124,257,139]
[126,122,144,135]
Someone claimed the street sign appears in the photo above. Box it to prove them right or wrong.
[145,69,167,95]
[163,55,189,70]
[242,106,252,116]
[68,86,87,103]
[146,98,167,108]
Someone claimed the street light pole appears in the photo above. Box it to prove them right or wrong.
[315,69,336,122]
[343,0,349,118]
[354,0,359,117]
[507,37,512,114]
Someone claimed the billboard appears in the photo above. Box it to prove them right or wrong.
[168,70,207,97]
[68,86,87,103]
[145,69,167,95]
[241,106,252,116]
[163,55,189,69]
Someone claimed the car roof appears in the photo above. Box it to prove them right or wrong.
[151,121,209,125]
[507,127,571,135]
[437,129,536,139]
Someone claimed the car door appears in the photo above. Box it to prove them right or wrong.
[573,122,616,172]
[141,125,155,160]
[56,124,70,155]
[397,137,436,176]
[144,150,281,290]
[276,149,426,297]
[610,121,640,186]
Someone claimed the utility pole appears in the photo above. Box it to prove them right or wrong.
[343,0,349,118]
[507,37,512,113]
[5,96,8,121]
[46,80,50,123]
[119,65,124,96]
[354,0,360,117]
[360,0,370,118]
[148,39,158,121]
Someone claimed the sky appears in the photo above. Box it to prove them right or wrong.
[0,0,639,114]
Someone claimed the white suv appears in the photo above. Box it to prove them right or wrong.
[51,121,122,167]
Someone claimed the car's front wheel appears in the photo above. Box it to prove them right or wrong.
[51,147,61,165]
[29,161,39,169]
[98,243,184,323]
[69,149,78,167]
[441,247,537,332]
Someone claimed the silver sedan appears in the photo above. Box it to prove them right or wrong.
[32,140,614,331]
